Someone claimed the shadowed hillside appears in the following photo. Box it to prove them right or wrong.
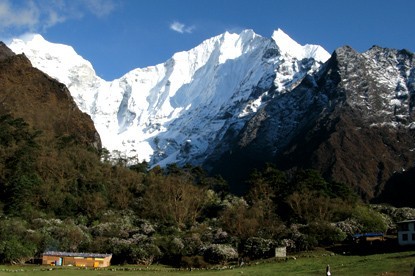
[0,43,100,149]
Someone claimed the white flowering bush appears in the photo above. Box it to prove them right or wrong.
[108,235,161,265]
[137,219,156,235]
[335,218,362,236]
[203,244,238,264]
[242,237,277,260]
[372,205,415,231]
[213,228,229,243]
[181,233,204,256]
[35,219,91,252]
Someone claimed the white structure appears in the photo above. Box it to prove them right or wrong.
[397,220,415,245]
[275,247,287,258]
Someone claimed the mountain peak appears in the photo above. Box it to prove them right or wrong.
[11,33,43,43]
[272,28,302,53]
[9,33,93,69]
[7,28,330,167]
[272,28,330,62]
[8,32,99,93]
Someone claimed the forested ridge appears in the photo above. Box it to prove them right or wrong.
[1,113,411,266]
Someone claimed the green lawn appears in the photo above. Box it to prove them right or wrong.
[0,249,414,275]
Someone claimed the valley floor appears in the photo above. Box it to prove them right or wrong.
[0,248,414,275]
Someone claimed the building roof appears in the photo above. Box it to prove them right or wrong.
[42,251,112,258]
[397,219,415,224]
[352,232,384,238]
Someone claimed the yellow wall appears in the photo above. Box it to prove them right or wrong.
[42,255,111,267]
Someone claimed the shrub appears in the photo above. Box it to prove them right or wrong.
[0,218,37,264]
[129,243,161,265]
[32,218,91,253]
[335,218,363,236]
[107,236,161,265]
[0,237,36,264]
[304,222,347,246]
[181,233,204,256]
[242,237,277,260]
[352,205,388,233]
[289,222,346,251]
[203,244,238,264]
[155,235,184,264]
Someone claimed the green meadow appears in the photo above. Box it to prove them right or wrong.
[0,249,414,275]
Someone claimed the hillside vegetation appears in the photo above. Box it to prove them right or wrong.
[0,112,410,266]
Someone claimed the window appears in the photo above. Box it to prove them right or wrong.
[402,233,408,241]
[399,223,409,231]
[412,233,415,241]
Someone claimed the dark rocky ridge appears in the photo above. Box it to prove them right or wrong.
[0,42,15,61]
[209,45,415,201]
[0,43,101,149]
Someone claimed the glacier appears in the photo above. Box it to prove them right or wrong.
[8,28,330,166]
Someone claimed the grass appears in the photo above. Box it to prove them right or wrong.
[0,249,414,275]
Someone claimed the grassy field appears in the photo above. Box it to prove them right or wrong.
[0,249,414,275]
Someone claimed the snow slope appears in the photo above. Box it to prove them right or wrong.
[8,29,330,166]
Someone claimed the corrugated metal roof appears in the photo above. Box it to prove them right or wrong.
[42,251,112,258]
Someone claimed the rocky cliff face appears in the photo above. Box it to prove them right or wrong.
[213,45,415,199]
[0,44,101,150]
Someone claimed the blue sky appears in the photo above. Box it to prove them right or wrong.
[1,0,414,80]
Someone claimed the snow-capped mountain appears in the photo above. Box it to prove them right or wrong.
[5,29,415,200]
[8,29,330,166]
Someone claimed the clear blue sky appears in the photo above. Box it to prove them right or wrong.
[1,0,414,80]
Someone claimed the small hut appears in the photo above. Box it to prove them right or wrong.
[352,232,384,243]
[42,251,112,267]
[397,219,415,246]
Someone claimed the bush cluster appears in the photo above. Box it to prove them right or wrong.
[0,115,396,266]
